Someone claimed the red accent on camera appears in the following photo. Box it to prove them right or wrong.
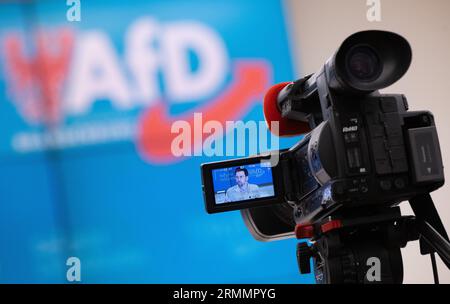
[321,220,343,233]
[295,224,315,239]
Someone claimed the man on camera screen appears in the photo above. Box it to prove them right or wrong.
[225,168,261,202]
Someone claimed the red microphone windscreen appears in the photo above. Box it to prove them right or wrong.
[263,82,311,136]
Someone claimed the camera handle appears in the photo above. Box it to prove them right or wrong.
[296,201,450,284]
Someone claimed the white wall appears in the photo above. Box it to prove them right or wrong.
[284,0,450,283]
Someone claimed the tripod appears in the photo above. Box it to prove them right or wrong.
[296,194,450,284]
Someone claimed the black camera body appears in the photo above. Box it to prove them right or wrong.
[201,30,444,241]
[284,82,444,227]
[201,30,449,284]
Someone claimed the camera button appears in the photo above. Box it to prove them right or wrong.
[394,177,406,189]
[360,184,369,193]
[379,179,392,191]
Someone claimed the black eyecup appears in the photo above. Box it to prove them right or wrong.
[328,30,412,94]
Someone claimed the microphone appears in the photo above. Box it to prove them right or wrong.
[263,82,311,137]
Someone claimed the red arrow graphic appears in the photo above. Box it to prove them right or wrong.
[137,60,271,164]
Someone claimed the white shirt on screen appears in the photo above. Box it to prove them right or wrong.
[225,184,260,202]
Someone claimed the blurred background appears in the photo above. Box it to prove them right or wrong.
[0,0,449,283]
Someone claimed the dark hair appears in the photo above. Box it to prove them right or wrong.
[235,167,248,176]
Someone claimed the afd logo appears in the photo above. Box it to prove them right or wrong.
[250,167,267,178]
[1,17,271,163]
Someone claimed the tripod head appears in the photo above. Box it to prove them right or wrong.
[296,194,450,284]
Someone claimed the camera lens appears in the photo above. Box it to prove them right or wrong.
[345,45,382,82]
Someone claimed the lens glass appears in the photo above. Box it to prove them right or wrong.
[345,45,382,82]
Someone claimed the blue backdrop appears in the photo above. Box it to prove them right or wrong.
[0,0,313,283]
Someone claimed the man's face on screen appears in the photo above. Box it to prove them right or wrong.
[235,171,248,188]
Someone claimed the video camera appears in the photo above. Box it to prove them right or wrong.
[201,31,450,283]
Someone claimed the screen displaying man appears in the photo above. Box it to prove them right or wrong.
[211,163,275,205]
[225,167,261,202]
